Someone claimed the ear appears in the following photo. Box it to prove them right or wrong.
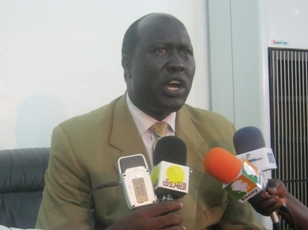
[122,55,132,82]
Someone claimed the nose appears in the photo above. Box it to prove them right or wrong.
[166,52,185,72]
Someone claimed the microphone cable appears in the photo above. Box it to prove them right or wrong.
[87,180,121,230]
[279,204,298,230]
[273,221,282,230]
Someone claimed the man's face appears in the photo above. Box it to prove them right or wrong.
[124,14,196,120]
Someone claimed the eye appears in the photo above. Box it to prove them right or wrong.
[180,49,193,56]
[155,48,168,54]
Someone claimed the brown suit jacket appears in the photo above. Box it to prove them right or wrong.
[36,95,265,230]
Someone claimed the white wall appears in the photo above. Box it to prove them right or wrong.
[208,0,270,135]
[266,0,308,49]
[0,0,208,149]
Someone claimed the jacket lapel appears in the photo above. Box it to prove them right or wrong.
[176,105,205,173]
[109,96,150,170]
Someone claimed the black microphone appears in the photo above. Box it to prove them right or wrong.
[233,126,281,229]
[152,136,189,201]
[153,136,187,166]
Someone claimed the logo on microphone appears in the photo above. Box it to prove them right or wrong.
[161,165,187,190]
[224,159,263,203]
[246,154,262,163]
[151,161,189,197]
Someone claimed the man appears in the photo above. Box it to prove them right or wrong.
[249,178,308,230]
[36,13,265,229]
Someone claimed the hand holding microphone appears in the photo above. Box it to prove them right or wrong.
[232,126,281,226]
[249,178,308,230]
[232,126,308,230]
[89,153,185,230]
[107,136,189,230]
[248,178,287,217]
[232,126,285,215]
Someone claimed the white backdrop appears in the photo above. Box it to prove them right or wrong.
[0,0,208,149]
[266,0,308,49]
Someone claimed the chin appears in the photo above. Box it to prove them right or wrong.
[161,100,186,113]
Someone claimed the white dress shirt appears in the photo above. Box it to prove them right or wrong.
[126,94,175,166]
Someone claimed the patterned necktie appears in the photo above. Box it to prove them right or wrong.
[150,121,169,151]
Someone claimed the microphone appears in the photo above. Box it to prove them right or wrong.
[151,136,189,201]
[118,154,157,210]
[233,126,281,228]
[204,147,263,203]
[233,126,277,171]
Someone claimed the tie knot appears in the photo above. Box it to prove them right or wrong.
[150,122,169,138]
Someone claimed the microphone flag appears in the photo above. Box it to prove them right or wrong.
[236,147,277,171]
[151,161,189,199]
[223,158,263,203]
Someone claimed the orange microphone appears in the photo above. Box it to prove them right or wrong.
[204,147,242,184]
[204,147,263,203]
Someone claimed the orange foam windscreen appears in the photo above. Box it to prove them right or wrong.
[204,147,242,184]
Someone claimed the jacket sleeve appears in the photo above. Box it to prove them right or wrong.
[36,125,93,230]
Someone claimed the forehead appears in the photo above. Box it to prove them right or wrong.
[137,14,192,47]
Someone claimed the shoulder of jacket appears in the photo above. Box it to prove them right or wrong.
[182,104,231,123]
[57,96,123,131]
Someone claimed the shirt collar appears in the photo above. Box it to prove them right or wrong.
[126,93,176,135]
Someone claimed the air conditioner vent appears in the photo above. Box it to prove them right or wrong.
[269,48,308,230]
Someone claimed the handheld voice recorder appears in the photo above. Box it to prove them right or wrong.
[118,154,156,210]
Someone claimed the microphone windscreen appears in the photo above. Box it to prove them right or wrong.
[204,147,242,184]
[233,126,266,154]
[153,136,187,166]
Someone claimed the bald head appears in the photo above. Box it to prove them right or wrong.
[138,13,186,35]
[121,13,188,58]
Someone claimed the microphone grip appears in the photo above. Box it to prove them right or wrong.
[271,211,281,230]
[261,173,282,229]
[161,194,174,201]
[161,194,178,214]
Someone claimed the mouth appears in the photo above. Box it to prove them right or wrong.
[166,80,181,91]
[162,78,186,96]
